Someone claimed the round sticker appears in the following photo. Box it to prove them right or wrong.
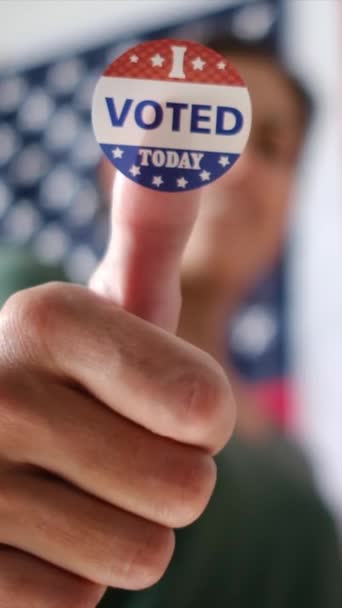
[92,39,252,192]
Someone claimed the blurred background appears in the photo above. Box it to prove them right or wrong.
[0,0,341,526]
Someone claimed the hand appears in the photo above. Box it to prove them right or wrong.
[0,174,236,607]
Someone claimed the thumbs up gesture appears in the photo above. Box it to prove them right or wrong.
[0,173,235,607]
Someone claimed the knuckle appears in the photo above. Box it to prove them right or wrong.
[67,582,106,608]
[169,452,217,527]
[0,283,69,361]
[0,579,103,608]
[0,546,105,608]
[122,525,175,590]
[175,355,233,447]
[3,282,65,334]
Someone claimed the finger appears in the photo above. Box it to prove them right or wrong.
[2,377,216,528]
[0,546,105,608]
[90,172,201,332]
[1,284,234,453]
[0,468,174,590]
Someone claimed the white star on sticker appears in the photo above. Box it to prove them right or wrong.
[112,146,124,159]
[199,170,211,182]
[152,175,163,188]
[217,61,226,70]
[130,54,139,64]
[192,57,206,71]
[218,155,230,167]
[177,177,188,189]
[129,164,141,177]
[151,53,165,67]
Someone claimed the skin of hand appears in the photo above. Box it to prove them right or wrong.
[0,174,236,607]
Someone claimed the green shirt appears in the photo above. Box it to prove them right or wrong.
[99,436,342,608]
[0,246,67,306]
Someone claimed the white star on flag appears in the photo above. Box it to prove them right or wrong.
[199,170,211,182]
[177,177,188,189]
[152,175,163,188]
[129,164,141,177]
[130,54,139,64]
[192,57,206,71]
[151,53,165,67]
[112,146,124,159]
[218,155,230,167]
[217,61,226,70]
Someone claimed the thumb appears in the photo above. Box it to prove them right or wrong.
[89,171,201,332]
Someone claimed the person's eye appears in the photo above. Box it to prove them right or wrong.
[257,138,284,162]
[255,137,296,166]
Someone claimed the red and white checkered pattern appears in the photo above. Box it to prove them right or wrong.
[104,39,245,86]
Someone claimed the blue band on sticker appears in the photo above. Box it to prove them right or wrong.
[100,144,239,192]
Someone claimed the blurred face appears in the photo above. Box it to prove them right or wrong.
[181,55,305,298]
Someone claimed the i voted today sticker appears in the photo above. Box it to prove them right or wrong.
[92,39,252,192]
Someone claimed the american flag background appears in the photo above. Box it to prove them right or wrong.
[2,0,342,520]
[0,0,290,429]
